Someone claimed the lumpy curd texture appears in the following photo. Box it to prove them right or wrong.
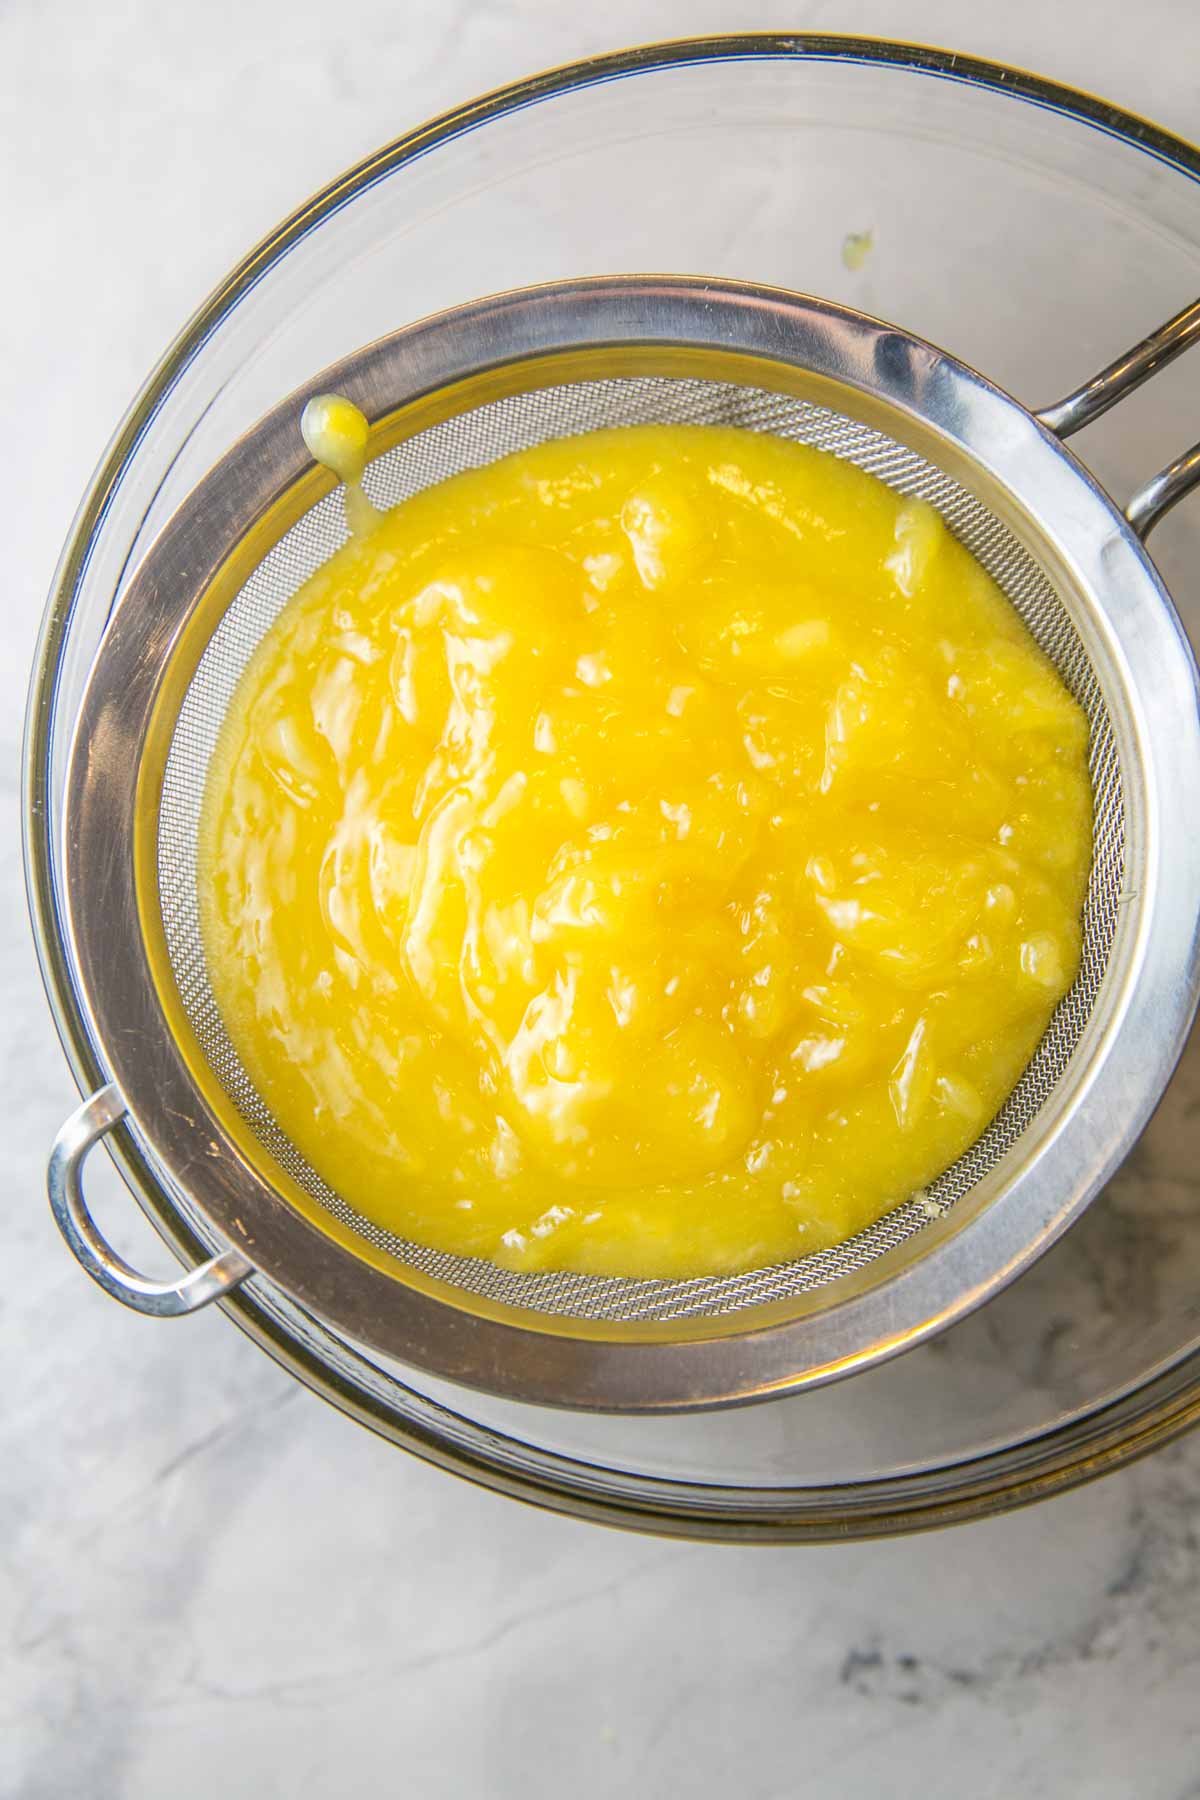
[200,424,1091,1278]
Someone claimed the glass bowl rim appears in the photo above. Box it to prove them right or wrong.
[23,31,1200,1542]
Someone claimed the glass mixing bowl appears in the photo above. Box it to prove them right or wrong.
[25,36,1200,1540]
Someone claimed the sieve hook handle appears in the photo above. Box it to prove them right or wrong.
[48,1084,253,1317]
[1035,296,1200,541]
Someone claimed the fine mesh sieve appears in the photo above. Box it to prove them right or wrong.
[159,376,1123,1325]
[49,278,1200,1409]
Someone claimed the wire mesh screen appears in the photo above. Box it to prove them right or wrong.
[157,375,1124,1324]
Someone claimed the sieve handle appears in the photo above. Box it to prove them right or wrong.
[48,1084,253,1317]
[1124,441,1200,542]
[1036,296,1200,541]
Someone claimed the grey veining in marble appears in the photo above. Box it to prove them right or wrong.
[5,1,1200,1796]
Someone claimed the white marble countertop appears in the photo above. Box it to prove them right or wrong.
[5,3,1200,1795]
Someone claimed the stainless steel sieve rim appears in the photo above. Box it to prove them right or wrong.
[50,276,1200,1411]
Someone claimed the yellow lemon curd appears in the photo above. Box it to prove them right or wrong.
[199,423,1091,1279]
